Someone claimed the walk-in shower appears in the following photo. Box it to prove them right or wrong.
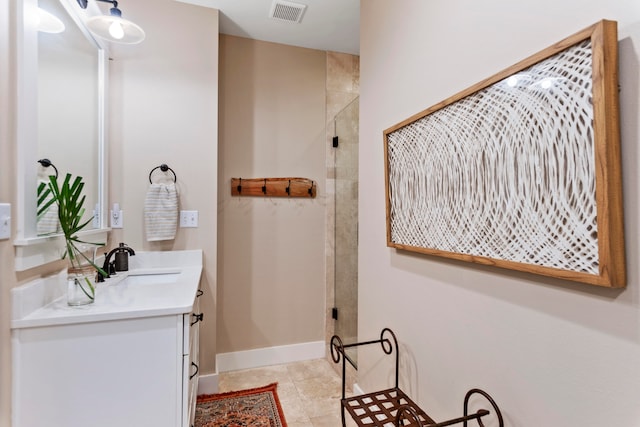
[332,96,359,360]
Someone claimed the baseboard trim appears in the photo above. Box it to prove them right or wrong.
[354,383,364,395]
[198,373,219,395]
[216,340,326,373]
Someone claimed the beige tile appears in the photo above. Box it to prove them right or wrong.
[287,358,339,382]
[345,413,359,427]
[217,360,347,425]
[276,380,300,401]
[311,412,359,427]
[326,166,336,180]
[310,413,343,427]
[326,52,356,93]
[300,395,342,419]
[295,375,342,400]
[326,92,359,121]
[280,394,311,424]
[218,364,291,392]
[287,422,315,427]
[351,56,360,93]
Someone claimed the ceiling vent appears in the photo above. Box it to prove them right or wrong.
[269,0,307,23]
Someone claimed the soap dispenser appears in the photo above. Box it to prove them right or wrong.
[114,243,135,272]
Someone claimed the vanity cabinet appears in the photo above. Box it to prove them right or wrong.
[11,251,203,427]
[12,304,201,427]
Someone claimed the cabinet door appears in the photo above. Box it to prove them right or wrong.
[13,316,181,427]
[185,291,202,427]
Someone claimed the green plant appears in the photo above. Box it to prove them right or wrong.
[38,173,106,300]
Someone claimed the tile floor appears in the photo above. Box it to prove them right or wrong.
[218,358,358,427]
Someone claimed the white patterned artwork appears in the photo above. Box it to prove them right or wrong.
[384,20,625,288]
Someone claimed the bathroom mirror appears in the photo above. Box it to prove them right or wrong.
[15,0,108,270]
[37,0,99,235]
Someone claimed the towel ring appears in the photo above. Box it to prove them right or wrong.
[37,158,58,178]
[149,164,177,184]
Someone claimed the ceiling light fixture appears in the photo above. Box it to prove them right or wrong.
[76,0,144,44]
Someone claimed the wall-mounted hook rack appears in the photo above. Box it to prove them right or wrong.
[231,177,316,198]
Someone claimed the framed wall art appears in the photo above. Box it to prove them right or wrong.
[383,20,625,288]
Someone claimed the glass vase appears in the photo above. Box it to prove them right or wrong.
[67,265,96,306]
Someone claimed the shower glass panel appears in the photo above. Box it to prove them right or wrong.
[334,96,359,361]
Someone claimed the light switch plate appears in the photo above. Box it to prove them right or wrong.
[0,203,11,240]
[180,210,198,228]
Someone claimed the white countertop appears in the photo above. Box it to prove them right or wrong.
[11,250,203,329]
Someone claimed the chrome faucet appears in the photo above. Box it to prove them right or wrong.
[98,243,136,282]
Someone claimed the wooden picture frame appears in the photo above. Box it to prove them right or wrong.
[383,20,625,287]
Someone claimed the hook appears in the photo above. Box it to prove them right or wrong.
[37,158,58,178]
[308,180,314,196]
[286,180,291,196]
[237,178,242,193]
[262,178,267,195]
[149,164,177,183]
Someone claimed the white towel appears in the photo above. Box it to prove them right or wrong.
[144,183,179,241]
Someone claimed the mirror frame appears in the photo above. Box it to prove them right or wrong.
[14,0,109,271]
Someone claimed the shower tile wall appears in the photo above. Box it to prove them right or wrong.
[325,51,359,383]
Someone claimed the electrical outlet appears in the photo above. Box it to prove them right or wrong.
[180,210,198,228]
[111,209,123,228]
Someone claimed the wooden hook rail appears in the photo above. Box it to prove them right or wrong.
[231,177,316,198]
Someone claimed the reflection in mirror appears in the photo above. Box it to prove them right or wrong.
[36,158,60,235]
[36,0,99,236]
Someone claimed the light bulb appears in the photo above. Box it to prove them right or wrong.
[506,76,519,87]
[109,21,125,39]
[86,12,145,44]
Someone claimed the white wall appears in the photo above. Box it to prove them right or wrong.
[217,35,327,354]
[359,1,640,426]
[108,0,219,374]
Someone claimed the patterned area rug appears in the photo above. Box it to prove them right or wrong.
[195,383,288,427]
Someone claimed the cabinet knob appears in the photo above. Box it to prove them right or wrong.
[191,313,204,326]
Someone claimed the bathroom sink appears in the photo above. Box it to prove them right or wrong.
[11,250,203,329]
[124,272,180,285]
